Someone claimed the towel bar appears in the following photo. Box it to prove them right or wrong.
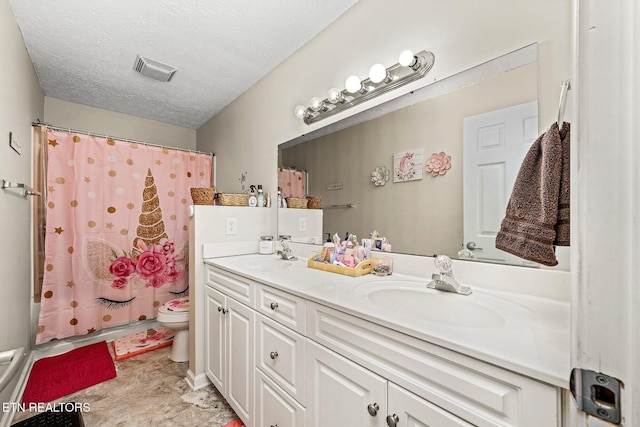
[324,203,355,209]
[1,179,41,198]
[557,80,571,127]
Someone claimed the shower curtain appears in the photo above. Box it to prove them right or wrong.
[278,167,306,198]
[36,129,212,344]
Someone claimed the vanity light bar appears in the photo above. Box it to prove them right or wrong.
[295,50,435,125]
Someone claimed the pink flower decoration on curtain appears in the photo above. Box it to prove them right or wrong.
[136,251,167,278]
[426,152,452,177]
[111,277,128,289]
[108,238,183,290]
[109,257,136,277]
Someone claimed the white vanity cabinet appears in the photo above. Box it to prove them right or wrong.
[203,258,565,427]
[386,383,474,427]
[307,301,561,427]
[255,368,306,427]
[205,268,255,426]
[306,339,387,426]
[256,314,306,404]
[306,338,472,427]
[255,283,307,427]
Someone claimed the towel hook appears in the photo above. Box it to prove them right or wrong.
[557,80,571,128]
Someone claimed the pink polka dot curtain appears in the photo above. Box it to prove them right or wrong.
[36,129,212,344]
[278,167,306,198]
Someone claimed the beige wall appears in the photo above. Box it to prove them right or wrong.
[0,0,44,402]
[196,0,572,205]
[45,97,196,150]
[282,64,537,257]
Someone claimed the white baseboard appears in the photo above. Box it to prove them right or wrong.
[185,369,210,391]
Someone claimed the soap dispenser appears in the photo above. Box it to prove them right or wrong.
[248,185,258,207]
[257,185,264,207]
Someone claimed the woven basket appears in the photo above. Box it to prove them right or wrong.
[190,187,215,205]
[287,197,308,209]
[306,196,321,209]
[218,193,249,206]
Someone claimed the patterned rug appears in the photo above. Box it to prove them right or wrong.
[111,327,174,361]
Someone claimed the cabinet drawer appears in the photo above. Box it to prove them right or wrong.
[256,314,306,405]
[305,339,387,427]
[256,368,306,427]
[256,284,306,334]
[206,265,254,305]
[307,302,559,427]
[388,382,473,427]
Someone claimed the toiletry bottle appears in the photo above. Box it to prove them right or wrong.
[277,187,282,208]
[248,185,258,207]
[257,185,264,207]
[322,242,336,263]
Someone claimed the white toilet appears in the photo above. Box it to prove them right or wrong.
[157,296,190,362]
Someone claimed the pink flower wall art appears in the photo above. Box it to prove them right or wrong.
[393,149,424,182]
[426,151,452,176]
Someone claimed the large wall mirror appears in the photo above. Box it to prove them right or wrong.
[278,44,562,268]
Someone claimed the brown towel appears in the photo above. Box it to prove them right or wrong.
[495,122,570,266]
[554,123,570,245]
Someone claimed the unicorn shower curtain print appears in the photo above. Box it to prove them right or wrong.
[36,129,212,344]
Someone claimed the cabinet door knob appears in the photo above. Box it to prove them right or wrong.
[367,403,379,417]
[270,351,279,360]
[386,414,399,427]
[270,302,279,310]
[222,308,228,315]
[270,425,278,427]
[217,306,222,312]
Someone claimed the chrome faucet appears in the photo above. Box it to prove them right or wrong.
[277,236,297,260]
[427,255,472,295]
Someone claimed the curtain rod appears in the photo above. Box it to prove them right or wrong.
[32,120,215,157]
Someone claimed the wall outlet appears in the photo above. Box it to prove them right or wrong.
[299,217,307,232]
[225,217,237,235]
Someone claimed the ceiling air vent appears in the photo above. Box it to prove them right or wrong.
[133,55,177,82]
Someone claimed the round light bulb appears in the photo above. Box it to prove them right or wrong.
[369,63,387,84]
[345,75,362,93]
[310,97,324,112]
[399,49,416,67]
[327,87,343,104]
[294,105,307,119]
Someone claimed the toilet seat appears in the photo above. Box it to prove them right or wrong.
[157,297,189,323]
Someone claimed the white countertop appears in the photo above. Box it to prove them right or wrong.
[204,253,570,388]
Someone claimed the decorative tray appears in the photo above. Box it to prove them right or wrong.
[307,254,374,277]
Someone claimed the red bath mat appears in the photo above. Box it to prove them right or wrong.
[111,327,174,361]
[21,341,116,405]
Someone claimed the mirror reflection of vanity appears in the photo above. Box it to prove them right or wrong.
[278,44,566,269]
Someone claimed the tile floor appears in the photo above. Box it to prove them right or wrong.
[11,345,239,426]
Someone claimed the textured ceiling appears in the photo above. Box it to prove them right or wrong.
[8,0,358,129]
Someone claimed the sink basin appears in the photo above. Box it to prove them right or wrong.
[246,258,294,271]
[354,280,505,328]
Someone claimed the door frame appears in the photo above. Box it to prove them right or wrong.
[572,0,640,424]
